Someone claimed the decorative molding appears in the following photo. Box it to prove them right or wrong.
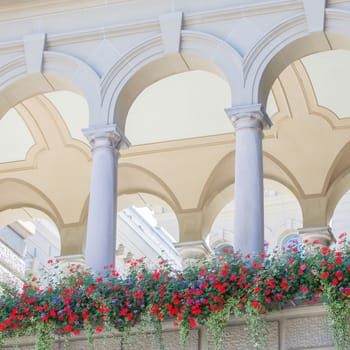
[0,1,303,55]
[298,225,336,246]
[23,33,46,74]
[83,124,130,150]
[159,12,183,54]
[243,13,305,79]
[226,103,272,129]
[303,0,326,32]
[185,0,303,26]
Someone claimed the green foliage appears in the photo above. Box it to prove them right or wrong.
[0,236,349,350]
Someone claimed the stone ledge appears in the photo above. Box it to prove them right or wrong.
[2,304,337,350]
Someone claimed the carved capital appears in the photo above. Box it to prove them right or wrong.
[83,124,130,151]
[298,226,336,247]
[225,103,272,131]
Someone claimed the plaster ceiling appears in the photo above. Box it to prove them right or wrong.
[0,108,34,162]
[302,50,350,118]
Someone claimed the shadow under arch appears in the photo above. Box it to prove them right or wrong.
[324,139,350,196]
[118,163,181,213]
[244,9,350,106]
[0,51,100,124]
[0,178,63,229]
[101,30,243,131]
[199,149,303,216]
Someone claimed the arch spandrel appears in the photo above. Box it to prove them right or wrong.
[101,31,244,131]
[0,51,101,126]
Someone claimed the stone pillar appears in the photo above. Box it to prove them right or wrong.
[298,226,335,247]
[226,104,271,256]
[83,125,122,274]
[174,240,210,268]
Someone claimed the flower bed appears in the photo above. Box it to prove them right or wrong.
[0,234,349,350]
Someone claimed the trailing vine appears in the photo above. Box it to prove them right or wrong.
[35,322,52,350]
[326,299,350,350]
[0,237,349,350]
[207,297,242,350]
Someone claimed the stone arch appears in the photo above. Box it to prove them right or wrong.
[244,9,350,106]
[204,178,303,250]
[118,163,181,213]
[101,30,243,131]
[326,172,350,224]
[0,179,62,228]
[200,151,304,243]
[0,51,100,125]
[325,137,350,223]
[199,150,303,215]
[324,140,350,197]
[264,179,303,248]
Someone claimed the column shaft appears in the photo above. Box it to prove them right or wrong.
[227,105,271,256]
[83,125,121,274]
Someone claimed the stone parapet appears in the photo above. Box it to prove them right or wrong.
[2,304,336,350]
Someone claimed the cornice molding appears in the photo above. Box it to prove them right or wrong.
[243,13,306,79]
[185,0,303,26]
[0,1,304,55]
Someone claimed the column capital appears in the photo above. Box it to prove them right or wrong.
[82,124,130,151]
[298,225,336,247]
[174,240,210,268]
[225,103,272,130]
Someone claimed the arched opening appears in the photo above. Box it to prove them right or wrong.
[117,192,181,269]
[0,207,61,286]
[258,48,350,205]
[207,180,302,252]
[264,180,303,249]
[125,70,232,145]
[0,89,91,270]
[330,190,350,240]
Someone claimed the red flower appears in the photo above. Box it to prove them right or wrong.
[251,300,260,309]
[301,286,308,293]
[189,318,197,328]
[320,272,330,279]
[64,325,74,333]
[335,271,344,280]
[95,326,103,333]
[153,271,160,281]
[120,308,128,316]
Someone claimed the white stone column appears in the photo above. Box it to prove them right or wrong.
[83,125,122,274]
[226,104,271,256]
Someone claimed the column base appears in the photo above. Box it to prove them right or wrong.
[174,240,210,268]
[298,226,336,247]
